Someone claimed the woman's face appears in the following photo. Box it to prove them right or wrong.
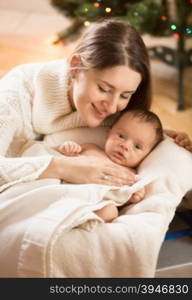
[70,64,141,127]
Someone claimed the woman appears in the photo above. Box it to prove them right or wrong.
[0,19,191,193]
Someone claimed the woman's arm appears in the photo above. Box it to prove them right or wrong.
[0,110,52,193]
[0,156,52,192]
[0,64,54,192]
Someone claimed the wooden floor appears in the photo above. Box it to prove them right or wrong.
[0,0,192,138]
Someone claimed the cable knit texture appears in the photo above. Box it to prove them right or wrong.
[0,60,88,192]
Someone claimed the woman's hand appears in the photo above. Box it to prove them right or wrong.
[40,155,138,186]
[165,129,192,152]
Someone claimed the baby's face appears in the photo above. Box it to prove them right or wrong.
[104,113,157,168]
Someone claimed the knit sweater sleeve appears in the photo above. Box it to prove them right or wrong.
[0,64,52,193]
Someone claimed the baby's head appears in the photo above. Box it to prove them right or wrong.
[104,109,164,168]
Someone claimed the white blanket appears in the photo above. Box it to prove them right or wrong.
[0,136,191,278]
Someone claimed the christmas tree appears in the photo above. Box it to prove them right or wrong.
[50,0,192,42]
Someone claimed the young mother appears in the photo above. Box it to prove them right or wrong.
[0,19,191,193]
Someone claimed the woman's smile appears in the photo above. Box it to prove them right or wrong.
[91,103,107,119]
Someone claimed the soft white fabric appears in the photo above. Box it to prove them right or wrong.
[0,127,191,278]
[0,176,155,278]
[49,136,192,278]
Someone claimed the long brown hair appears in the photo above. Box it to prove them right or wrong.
[69,19,152,111]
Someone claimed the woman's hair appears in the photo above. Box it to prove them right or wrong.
[69,19,152,111]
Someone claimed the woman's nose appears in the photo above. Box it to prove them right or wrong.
[104,95,119,114]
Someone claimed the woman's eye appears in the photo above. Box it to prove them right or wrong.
[98,85,108,93]
[120,94,131,100]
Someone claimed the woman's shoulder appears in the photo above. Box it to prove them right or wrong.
[2,59,68,79]
[0,60,68,92]
[33,59,69,85]
[36,59,68,75]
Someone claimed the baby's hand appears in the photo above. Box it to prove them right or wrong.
[57,141,82,156]
[129,187,146,203]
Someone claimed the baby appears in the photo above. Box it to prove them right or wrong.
[55,109,164,222]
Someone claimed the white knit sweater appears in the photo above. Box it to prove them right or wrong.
[0,59,89,192]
